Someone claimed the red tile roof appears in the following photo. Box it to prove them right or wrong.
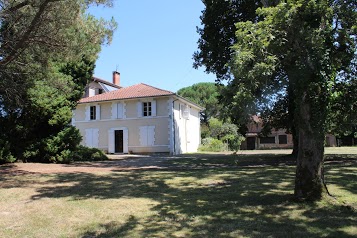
[79,83,175,103]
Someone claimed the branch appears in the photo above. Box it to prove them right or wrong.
[0,0,51,65]
[2,0,30,14]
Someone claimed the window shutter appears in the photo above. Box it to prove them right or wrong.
[148,126,155,146]
[111,103,117,119]
[186,105,190,120]
[179,104,182,119]
[137,102,142,118]
[152,100,156,117]
[123,129,129,153]
[93,129,99,148]
[85,129,93,147]
[96,105,101,120]
[85,105,90,121]
[89,88,95,97]
[183,105,190,119]
[117,103,123,118]
[108,129,114,153]
[139,126,148,146]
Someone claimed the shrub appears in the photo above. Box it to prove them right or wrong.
[0,140,16,164]
[40,126,82,163]
[72,145,108,162]
[222,134,245,152]
[199,138,228,152]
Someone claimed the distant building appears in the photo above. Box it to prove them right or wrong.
[240,116,338,150]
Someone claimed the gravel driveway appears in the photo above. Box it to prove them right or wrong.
[0,150,295,174]
[0,154,183,174]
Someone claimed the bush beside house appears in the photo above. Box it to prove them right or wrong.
[199,118,244,152]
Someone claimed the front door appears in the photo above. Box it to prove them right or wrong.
[115,130,124,153]
[247,137,256,150]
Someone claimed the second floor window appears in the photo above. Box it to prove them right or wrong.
[90,106,96,120]
[143,102,152,117]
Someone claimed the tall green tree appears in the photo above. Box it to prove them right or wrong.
[0,0,116,163]
[193,0,301,154]
[177,82,221,124]
[227,0,356,200]
[193,0,262,80]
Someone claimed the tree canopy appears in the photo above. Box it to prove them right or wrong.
[177,82,221,124]
[0,0,117,163]
[224,0,356,200]
[193,0,262,81]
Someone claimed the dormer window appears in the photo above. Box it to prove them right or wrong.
[143,102,152,117]
[90,106,96,120]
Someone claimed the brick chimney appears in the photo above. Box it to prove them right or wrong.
[113,71,120,86]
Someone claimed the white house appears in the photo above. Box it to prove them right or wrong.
[72,72,203,155]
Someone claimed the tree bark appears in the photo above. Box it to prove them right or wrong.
[291,125,299,157]
[294,92,327,200]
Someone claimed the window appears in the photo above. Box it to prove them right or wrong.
[143,102,152,117]
[98,89,103,94]
[88,88,95,97]
[260,136,275,144]
[279,135,288,144]
[90,106,96,120]
[180,104,190,119]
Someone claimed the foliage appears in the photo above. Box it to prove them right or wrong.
[200,118,244,152]
[0,0,116,66]
[72,145,108,162]
[200,123,210,139]
[194,0,295,146]
[225,0,357,200]
[177,82,221,123]
[199,137,227,152]
[193,0,263,80]
[42,126,83,163]
[0,139,16,164]
[0,0,116,163]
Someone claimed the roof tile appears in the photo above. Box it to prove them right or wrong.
[79,83,175,103]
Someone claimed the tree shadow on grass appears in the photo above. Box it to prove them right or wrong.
[81,215,139,238]
[3,153,355,237]
[26,164,356,237]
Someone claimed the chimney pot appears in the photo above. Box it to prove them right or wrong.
[113,71,120,86]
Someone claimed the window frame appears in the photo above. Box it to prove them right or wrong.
[143,102,152,117]
[90,105,96,120]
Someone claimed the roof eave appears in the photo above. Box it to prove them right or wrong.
[78,93,176,104]
[173,94,205,111]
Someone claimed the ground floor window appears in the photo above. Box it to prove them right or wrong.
[260,136,275,144]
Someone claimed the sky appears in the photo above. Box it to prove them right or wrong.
[88,0,216,93]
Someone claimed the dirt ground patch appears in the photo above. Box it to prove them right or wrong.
[0,155,180,174]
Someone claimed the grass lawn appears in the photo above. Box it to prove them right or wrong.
[0,149,356,237]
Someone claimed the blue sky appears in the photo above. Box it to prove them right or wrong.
[88,0,216,93]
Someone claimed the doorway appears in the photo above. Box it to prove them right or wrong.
[247,137,256,150]
[115,130,124,153]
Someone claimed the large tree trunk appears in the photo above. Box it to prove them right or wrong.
[291,126,299,157]
[294,92,327,200]
[288,81,298,157]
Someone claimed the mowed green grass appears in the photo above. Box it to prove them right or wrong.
[0,149,356,238]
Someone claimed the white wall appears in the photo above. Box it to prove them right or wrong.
[172,100,201,154]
